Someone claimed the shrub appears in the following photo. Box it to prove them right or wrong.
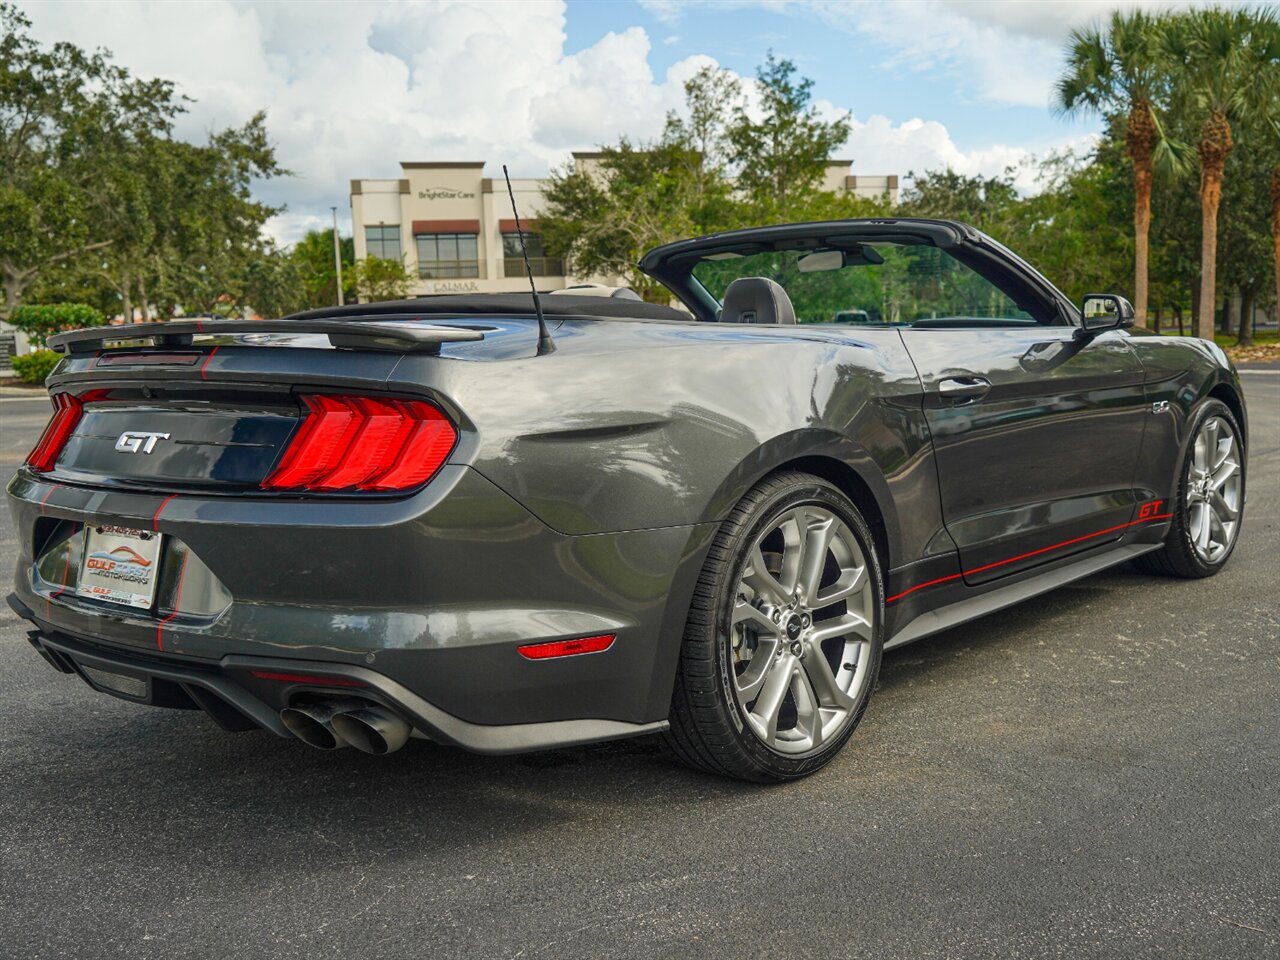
[8,303,106,348]
[11,349,61,384]
[354,256,414,302]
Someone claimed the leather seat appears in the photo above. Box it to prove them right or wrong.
[720,277,797,324]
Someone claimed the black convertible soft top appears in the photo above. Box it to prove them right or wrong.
[289,293,690,323]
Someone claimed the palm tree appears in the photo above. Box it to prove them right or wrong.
[1056,11,1169,327]
[1166,6,1280,340]
[1272,161,1280,323]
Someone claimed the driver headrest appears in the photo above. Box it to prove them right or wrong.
[721,277,796,325]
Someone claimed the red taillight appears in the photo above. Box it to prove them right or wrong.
[262,394,457,492]
[517,635,616,660]
[25,394,85,472]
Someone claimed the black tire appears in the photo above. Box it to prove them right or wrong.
[1136,398,1245,579]
[664,471,884,782]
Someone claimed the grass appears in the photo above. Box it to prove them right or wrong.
[1155,327,1279,362]
[1155,328,1277,346]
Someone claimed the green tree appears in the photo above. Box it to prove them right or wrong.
[541,66,741,299]
[139,116,287,318]
[541,57,856,298]
[1006,148,1132,303]
[1056,9,1173,327]
[244,243,305,319]
[727,53,851,222]
[1262,102,1280,323]
[1164,5,1280,338]
[541,137,725,299]
[897,168,1021,236]
[291,229,356,309]
[666,64,741,172]
[1215,123,1278,345]
[355,256,413,302]
[0,7,289,322]
[1273,158,1280,319]
[0,4,182,316]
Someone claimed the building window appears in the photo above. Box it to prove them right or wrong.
[416,233,479,279]
[502,233,563,278]
[365,225,402,261]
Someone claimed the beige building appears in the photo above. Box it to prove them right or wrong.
[349,157,899,299]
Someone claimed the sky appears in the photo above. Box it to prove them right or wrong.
[21,0,1212,244]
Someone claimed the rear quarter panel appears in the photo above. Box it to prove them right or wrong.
[387,319,943,572]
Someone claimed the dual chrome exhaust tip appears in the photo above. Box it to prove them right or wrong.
[280,698,412,755]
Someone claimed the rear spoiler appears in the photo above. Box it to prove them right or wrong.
[46,318,487,356]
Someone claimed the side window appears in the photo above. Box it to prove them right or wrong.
[415,233,480,279]
[365,225,402,261]
[692,242,1048,326]
[502,233,563,278]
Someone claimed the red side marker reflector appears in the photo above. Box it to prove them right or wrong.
[517,634,616,660]
[250,670,366,688]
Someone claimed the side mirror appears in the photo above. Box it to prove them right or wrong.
[1080,294,1135,332]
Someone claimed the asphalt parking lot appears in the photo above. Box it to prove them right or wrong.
[0,370,1276,960]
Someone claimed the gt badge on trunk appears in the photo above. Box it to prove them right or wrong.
[115,431,170,454]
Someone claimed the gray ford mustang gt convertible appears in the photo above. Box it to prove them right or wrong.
[6,218,1247,781]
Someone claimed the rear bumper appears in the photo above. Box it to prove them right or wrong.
[13,596,668,754]
[6,466,715,729]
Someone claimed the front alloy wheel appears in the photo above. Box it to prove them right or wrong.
[666,472,884,781]
[1185,414,1242,564]
[1137,398,1245,579]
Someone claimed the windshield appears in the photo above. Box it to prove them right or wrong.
[692,241,1037,325]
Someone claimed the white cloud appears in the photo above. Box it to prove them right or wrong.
[934,0,1199,42]
[665,0,1211,108]
[635,0,684,23]
[21,0,1104,245]
[25,1,732,244]
[807,0,1073,108]
[841,115,1097,192]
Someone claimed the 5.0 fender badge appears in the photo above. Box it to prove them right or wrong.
[115,431,170,454]
[1151,400,1170,414]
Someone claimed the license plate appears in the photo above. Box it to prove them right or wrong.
[76,525,164,609]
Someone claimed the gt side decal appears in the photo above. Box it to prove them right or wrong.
[886,509,1174,604]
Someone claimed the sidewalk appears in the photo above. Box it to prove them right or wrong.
[0,384,47,399]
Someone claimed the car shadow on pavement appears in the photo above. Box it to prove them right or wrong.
[874,567,1146,696]
[4,562,1163,879]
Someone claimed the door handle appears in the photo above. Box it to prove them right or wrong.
[937,376,991,402]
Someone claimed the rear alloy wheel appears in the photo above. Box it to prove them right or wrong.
[665,472,883,781]
[1137,398,1245,579]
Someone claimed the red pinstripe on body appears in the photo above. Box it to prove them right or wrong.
[199,346,219,380]
[886,513,1174,604]
[152,495,178,531]
[156,550,190,651]
[38,483,58,516]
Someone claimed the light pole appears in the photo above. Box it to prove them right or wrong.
[331,206,345,307]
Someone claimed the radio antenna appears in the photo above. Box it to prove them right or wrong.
[502,164,554,355]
